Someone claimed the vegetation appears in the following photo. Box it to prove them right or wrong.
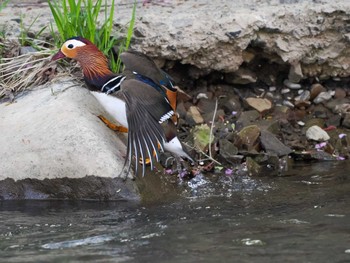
[48,0,136,72]
[0,0,136,99]
[0,0,10,12]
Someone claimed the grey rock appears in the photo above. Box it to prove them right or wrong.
[2,1,350,79]
[219,139,239,164]
[260,130,293,157]
[0,79,139,200]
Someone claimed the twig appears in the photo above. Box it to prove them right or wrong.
[209,98,218,160]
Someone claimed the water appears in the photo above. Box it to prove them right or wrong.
[1,161,350,263]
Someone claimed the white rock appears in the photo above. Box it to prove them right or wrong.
[306,125,330,141]
[283,79,302,89]
[313,91,335,104]
[0,78,138,199]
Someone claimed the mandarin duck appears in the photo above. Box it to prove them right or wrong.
[52,37,194,176]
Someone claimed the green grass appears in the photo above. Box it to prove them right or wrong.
[19,14,47,48]
[0,0,10,12]
[48,0,136,73]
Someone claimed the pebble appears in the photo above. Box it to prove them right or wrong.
[196,93,209,99]
[269,86,276,92]
[306,125,330,141]
[334,88,346,99]
[310,83,326,100]
[283,79,302,89]
[282,100,294,108]
[313,91,335,104]
[246,97,272,113]
[281,88,290,94]
[188,106,204,124]
[341,113,350,128]
[334,103,350,114]
[295,90,311,101]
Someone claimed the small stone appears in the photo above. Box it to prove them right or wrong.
[306,125,330,141]
[295,90,310,101]
[187,106,204,124]
[269,86,276,92]
[342,113,350,128]
[297,121,305,126]
[20,46,37,55]
[334,88,346,99]
[237,125,261,151]
[196,93,209,99]
[260,130,293,156]
[313,91,334,104]
[294,100,311,109]
[326,115,341,127]
[225,68,257,85]
[219,139,239,164]
[236,110,260,129]
[310,83,326,100]
[246,97,272,113]
[281,88,290,94]
[282,100,294,108]
[288,62,303,83]
[283,79,301,89]
[333,103,350,114]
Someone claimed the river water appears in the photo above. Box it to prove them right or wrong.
[1,161,350,263]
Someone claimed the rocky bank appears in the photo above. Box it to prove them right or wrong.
[0,0,350,200]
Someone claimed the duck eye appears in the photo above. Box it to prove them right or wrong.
[67,44,74,49]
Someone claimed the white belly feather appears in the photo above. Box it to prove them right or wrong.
[91,92,128,128]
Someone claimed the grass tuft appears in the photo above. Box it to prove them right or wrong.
[48,0,136,73]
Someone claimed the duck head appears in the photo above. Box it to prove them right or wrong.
[51,36,113,85]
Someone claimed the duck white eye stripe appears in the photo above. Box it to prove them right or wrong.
[64,39,86,48]
[159,110,174,123]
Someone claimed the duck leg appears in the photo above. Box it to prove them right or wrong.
[98,115,128,133]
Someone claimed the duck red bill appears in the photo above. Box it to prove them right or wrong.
[51,50,66,61]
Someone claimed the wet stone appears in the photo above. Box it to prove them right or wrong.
[260,130,293,156]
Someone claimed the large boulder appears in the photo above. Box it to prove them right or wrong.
[117,0,350,80]
[0,78,139,200]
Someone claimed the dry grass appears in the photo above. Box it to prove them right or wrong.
[0,38,56,100]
